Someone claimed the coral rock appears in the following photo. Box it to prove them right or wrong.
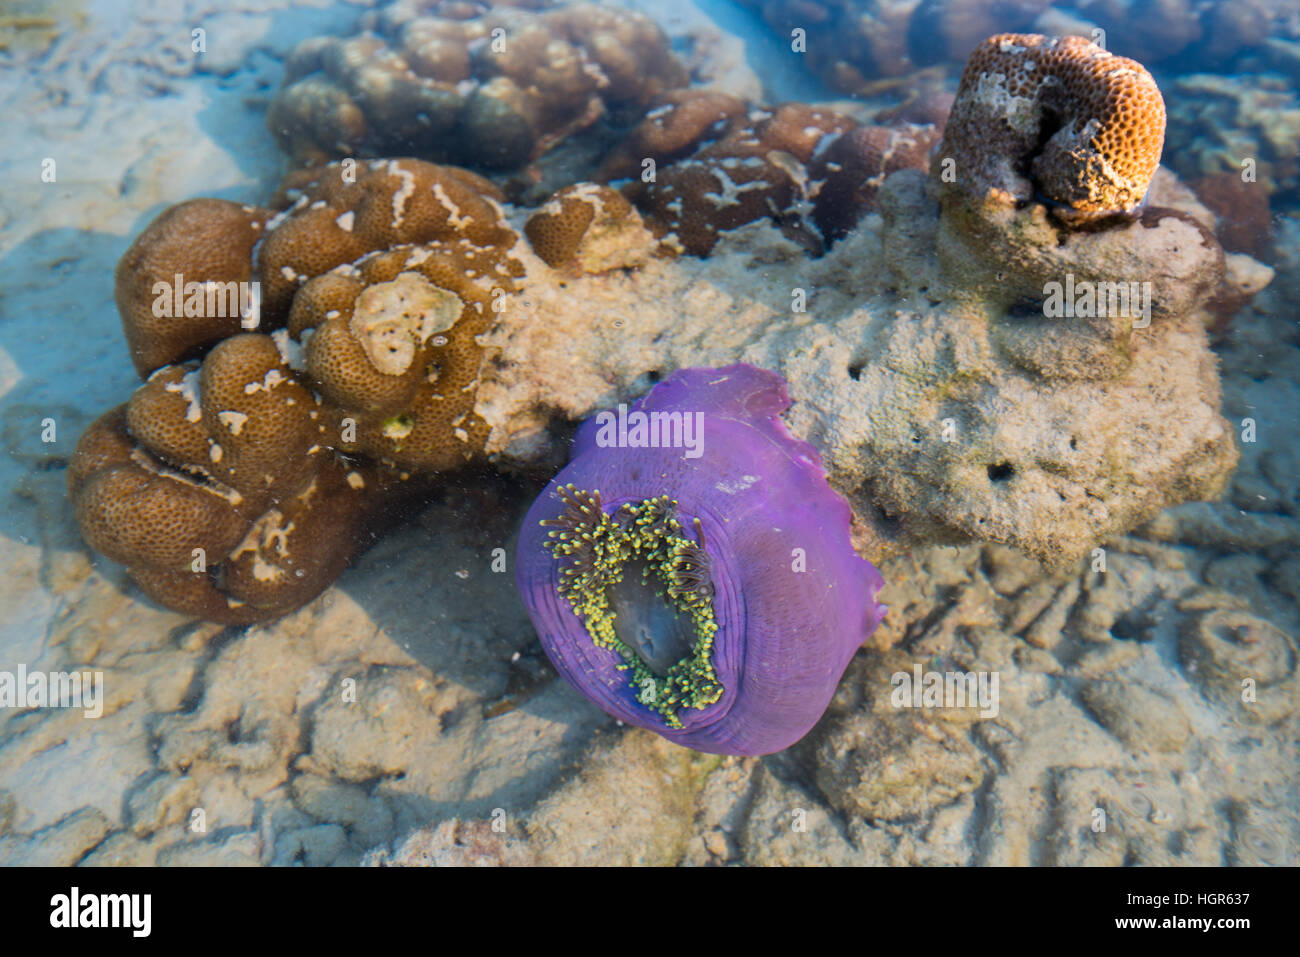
[1179,608,1299,725]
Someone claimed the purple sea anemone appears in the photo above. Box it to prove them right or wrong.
[515,364,887,756]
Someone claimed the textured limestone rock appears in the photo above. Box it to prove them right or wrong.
[523,731,717,865]
[481,160,1241,568]
[1079,681,1192,753]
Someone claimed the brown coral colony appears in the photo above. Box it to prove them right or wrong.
[267,2,686,169]
[73,158,522,622]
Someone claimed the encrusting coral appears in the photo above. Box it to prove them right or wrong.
[267,2,686,170]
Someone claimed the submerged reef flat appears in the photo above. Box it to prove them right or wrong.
[0,0,1297,865]
[1165,72,1300,208]
[733,0,1300,97]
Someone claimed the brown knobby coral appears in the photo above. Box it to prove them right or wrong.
[594,89,750,182]
[263,158,523,471]
[623,102,852,255]
[811,123,943,244]
[288,240,516,471]
[268,2,686,169]
[76,156,525,622]
[258,158,517,326]
[69,335,392,624]
[115,199,273,377]
[936,33,1166,222]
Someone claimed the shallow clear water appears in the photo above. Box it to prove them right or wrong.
[0,0,1296,867]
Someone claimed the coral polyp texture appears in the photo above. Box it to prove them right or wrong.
[523,182,656,271]
[258,158,519,327]
[257,159,523,470]
[515,365,887,756]
[267,2,686,170]
[937,33,1166,222]
[68,335,389,624]
[290,242,508,471]
[115,199,272,377]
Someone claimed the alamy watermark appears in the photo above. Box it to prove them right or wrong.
[152,274,261,329]
[593,404,705,459]
[891,664,999,718]
[1043,273,1151,328]
[0,665,104,718]
[50,887,150,937]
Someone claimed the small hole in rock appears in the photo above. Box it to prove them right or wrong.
[987,462,1015,482]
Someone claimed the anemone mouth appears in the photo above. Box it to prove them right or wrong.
[607,557,696,676]
[540,483,722,728]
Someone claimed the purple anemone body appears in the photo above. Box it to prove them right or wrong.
[515,364,887,756]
